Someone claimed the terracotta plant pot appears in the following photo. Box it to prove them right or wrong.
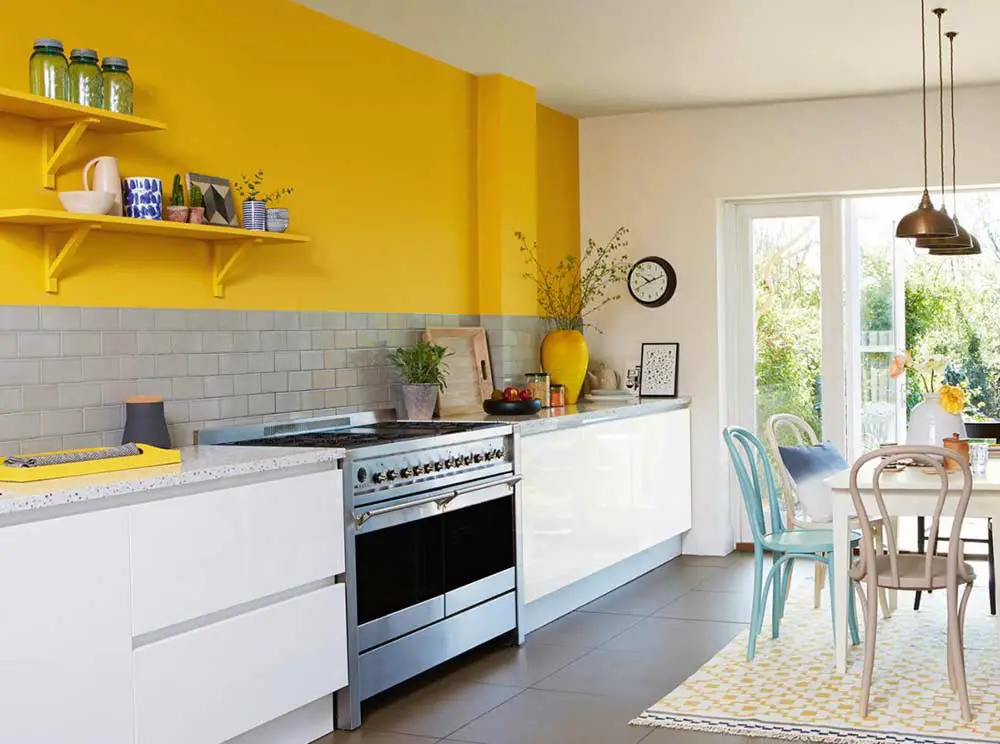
[188,206,206,224]
[401,383,439,421]
[541,330,589,405]
[164,205,189,223]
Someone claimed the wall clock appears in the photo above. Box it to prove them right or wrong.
[627,256,677,308]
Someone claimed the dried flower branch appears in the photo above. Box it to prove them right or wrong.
[517,227,631,332]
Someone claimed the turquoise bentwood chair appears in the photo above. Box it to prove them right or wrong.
[724,426,861,660]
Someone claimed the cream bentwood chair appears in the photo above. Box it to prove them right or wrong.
[849,446,976,720]
[766,413,891,619]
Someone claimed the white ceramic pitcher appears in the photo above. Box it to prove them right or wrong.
[83,156,123,216]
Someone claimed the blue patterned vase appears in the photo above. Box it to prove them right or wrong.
[242,200,266,231]
[122,177,163,220]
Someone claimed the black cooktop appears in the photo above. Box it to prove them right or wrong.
[230,421,491,450]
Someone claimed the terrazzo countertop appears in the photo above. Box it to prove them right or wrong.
[447,396,691,435]
[0,445,344,518]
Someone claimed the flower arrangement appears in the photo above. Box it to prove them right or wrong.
[517,227,632,332]
[889,351,967,414]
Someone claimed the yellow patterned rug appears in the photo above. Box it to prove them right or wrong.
[631,586,1000,743]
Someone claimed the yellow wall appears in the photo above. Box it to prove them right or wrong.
[0,1,578,314]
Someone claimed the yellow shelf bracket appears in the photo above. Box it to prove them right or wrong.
[41,118,99,189]
[212,238,262,298]
[44,223,98,293]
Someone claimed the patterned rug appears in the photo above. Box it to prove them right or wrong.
[631,586,1000,743]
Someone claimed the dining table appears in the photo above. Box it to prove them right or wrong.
[826,459,1000,674]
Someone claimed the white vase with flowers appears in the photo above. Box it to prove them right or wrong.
[889,351,967,446]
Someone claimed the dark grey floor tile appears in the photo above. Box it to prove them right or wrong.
[324,731,439,743]
[654,589,753,624]
[528,610,643,648]
[580,575,692,616]
[639,727,752,743]
[447,639,589,687]
[361,678,521,740]
[532,646,695,708]
[449,688,648,744]
[601,615,744,660]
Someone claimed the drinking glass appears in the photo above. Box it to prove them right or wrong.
[969,442,990,477]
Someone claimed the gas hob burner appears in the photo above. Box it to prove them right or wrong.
[231,420,498,450]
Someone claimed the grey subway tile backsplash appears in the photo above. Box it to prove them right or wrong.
[0,305,543,453]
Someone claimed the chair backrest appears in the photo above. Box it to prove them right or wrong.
[724,426,785,545]
[765,413,820,528]
[849,445,973,587]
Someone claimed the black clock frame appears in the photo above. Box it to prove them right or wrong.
[627,256,677,308]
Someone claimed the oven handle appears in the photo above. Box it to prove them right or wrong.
[353,474,522,527]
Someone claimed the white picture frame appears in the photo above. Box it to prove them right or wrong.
[639,342,679,398]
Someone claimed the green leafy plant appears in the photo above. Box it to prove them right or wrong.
[518,227,632,331]
[389,340,453,391]
[189,184,203,208]
[170,174,184,207]
[262,186,294,205]
[234,169,265,201]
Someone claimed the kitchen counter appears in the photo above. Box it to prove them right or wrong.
[448,396,691,435]
[0,445,344,518]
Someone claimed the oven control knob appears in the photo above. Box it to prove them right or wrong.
[413,464,424,475]
[473,453,484,463]
[372,471,386,484]
[400,467,413,478]
[386,469,398,481]
[494,448,505,460]
[357,467,368,483]
[434,460,444,471]
[463,455,473,466]
[444,457,454,468]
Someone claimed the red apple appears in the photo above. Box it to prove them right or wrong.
[519,388,534,401]
[503,386,520,402]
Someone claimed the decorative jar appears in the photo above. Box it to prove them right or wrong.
[541,330,589,405]
[29,38,69,101]
[242,200,266,231]
[101,57,133,114]
[69,48,102,108]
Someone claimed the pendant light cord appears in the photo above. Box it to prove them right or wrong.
[948,31,958,214]
[934,8,947,204]
[921,0,929,192]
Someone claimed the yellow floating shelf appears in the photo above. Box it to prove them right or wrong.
[0,444,181,482]
[0,208,310,297]
[0,87,167,188]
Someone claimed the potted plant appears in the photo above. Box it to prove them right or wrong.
[234,169,266,231]
[165,174,189,222]
[389,340,453,420]
[889,351,968,444]
[518,227,631,404]
[188,184,205,224]
[263,186,294,233]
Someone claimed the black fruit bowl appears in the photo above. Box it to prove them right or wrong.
[483,398,543,415]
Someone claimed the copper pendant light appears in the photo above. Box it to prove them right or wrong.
[896,0,958,239]
[917,28,981,255]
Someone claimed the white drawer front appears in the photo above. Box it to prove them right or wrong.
[134,583,347,744]
[130,470,343,635]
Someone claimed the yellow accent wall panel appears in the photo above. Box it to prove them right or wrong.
[0,0,477,313]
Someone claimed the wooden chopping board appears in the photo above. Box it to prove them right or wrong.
[424,327,493,416]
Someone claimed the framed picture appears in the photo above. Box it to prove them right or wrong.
[186,173,238,227]
[639,342,679,398]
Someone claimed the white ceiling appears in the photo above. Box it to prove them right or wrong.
[296,0,1000,117]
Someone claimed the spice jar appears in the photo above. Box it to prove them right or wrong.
[69,48,103,108]
[102,57,133,114]
[942,432,969,471]
[29,38,69,101]
[525,372,551,407]
[550,384,565,408]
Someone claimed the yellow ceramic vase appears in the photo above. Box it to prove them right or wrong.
[541,330,589,405]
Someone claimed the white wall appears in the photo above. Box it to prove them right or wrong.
[580,85,1000,555]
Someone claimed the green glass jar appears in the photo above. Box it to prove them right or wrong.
[29,38,69,101]
[69,48,103,108]
[101,57,133,114]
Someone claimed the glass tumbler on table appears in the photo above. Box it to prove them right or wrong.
[969,441,990,477]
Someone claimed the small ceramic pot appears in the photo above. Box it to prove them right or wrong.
[241,199,266,231]
[122,177,163,220]
[266,207,289,233]
[188,206,206,224]
[401,383,438,420]
[164,205,189,223]
[122,395,171,449]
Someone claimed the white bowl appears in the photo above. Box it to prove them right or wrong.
[58,191,114,215]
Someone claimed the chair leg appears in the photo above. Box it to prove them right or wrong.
[988,519,996,617]
[949,582,974,722]
[859,578,880,718]
[873,525,892,620]
[747,548,765,661]
[780,560,793,620]
[771,552,782,639]
[914,516,926,611]
[814,561,825,610]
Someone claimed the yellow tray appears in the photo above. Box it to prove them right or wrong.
[0,444,181,482]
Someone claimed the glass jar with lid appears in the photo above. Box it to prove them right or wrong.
[69,48,103,108]
[102,57,133,114]
[525,372,551,407]
[29,38,69,101]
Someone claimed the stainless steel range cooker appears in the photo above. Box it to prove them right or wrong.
[197,410,522,730]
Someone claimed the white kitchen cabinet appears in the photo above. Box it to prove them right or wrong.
[134,583,347,744]
[130,470,344,635]
[0,509,133,744]
[521,408,692,603]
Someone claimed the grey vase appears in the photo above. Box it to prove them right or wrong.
[122,397,172,449]
[401,384,438,420]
